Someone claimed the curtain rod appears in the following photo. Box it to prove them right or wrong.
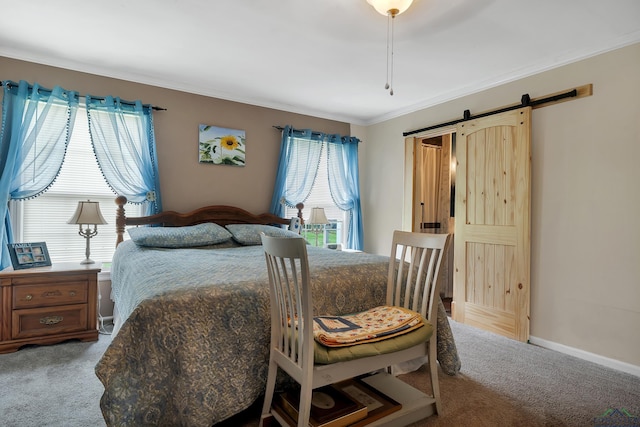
[86,95,167,111]
[272,125,323,138]
[403,85,591,137]
[273,125,362,144]
[88,95,166,111]
[1,80,166,111]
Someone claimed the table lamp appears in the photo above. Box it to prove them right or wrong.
[67,200,107,264]
[307,207,329,247]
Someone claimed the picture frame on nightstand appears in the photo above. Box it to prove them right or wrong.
[7,242,52,270]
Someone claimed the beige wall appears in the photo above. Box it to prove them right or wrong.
[359,43,640,368]
[0,56,350,215]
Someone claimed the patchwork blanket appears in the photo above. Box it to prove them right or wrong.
[313,306,425,347]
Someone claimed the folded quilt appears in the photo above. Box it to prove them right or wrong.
[313,305,424,347]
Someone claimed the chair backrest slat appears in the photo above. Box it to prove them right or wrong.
[421,249,438,317]
[411,247,427,313]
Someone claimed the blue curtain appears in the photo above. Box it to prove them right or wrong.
[326,135,363,250]
[269,126,323,217]
[269,126,363,250]
[0,80,78,268]
[86,96,162,215]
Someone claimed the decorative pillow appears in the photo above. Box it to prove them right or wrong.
[128,223,233,248]
[225,224,303,246]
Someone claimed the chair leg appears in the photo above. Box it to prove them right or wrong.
[297,383,314,427]
[259,358,279,427]
[428,337,442,415]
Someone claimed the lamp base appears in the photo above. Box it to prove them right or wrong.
[80,258,95,265]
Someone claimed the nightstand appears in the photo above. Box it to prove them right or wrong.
[0,262,100,353]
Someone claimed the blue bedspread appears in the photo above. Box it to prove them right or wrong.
[95,241,460,426]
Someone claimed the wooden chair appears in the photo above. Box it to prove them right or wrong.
[259,231,451,427]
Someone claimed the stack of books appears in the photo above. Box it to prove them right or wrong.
[273,377,401,427]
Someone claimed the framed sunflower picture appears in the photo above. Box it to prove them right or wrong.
[198,124,246,166]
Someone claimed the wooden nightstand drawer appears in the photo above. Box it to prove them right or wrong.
[12,305,88,339]
[13,282,88,309]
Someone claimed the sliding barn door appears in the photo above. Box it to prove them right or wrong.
[452,107,531,342]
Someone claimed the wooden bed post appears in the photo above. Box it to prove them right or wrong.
[115,195,128,247]
[296,203,305,227]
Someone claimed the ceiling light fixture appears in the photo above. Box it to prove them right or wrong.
[367,0,414,96]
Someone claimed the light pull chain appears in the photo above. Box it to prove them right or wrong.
[384,10,398,96]
[385,13,391,91]
[389,12,395,96]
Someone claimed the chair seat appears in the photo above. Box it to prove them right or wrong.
[314,317,434,364]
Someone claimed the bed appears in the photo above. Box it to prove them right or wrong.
[95,197,461,426]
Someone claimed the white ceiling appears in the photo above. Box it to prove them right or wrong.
[1,0,640,125]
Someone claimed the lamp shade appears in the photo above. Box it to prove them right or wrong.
[367,0,413,16]
[67,200,107,225]
[307,207,329,225]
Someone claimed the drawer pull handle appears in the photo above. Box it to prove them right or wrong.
[42,290,62,298]
[69,291,76,297]
[25,294,33,301]
[40,316,64,326]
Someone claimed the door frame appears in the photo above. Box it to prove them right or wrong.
[402,126,456,232]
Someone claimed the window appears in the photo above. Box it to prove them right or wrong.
[284,144,348,248]
[10,107,142,263]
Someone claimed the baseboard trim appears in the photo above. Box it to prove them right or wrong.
[529,335,640,378]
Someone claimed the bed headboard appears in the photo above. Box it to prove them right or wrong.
[115,195,304,246]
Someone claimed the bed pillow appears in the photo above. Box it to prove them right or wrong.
[128,223,233,248]
[225,224,303,246]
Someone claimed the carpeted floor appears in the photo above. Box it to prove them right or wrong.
[1,320,639,427]
[0,331,111,427]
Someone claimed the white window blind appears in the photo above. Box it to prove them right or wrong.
[284,142,347,246]
[13,106,142,263]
